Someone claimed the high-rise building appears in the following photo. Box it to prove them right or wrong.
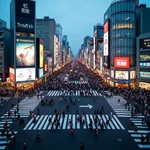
[0,19,10,81]
[93,24,103,70]
[136,4,150,90]
[10,0,36,88]
[103,0,137,88]
[36,16,55,69]
[56,23,62,66]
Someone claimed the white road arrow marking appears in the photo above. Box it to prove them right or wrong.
[79,104,93,109]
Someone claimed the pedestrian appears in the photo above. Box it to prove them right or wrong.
[93,128,98,138]
[23,143,27,150]
[141,134,145,145]
[70,128,74,138]
[80,143,85,150]
[36,130,41,141]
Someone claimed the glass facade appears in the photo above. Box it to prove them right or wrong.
[110,0,136,66]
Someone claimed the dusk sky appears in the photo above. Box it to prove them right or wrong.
[0,0,150,56]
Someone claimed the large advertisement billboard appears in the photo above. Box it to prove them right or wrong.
[140,72,150,78]
[114,57,130,68]
[104,21,109,56]
[40,44,43,68]
[115,71,128,80]
[9,67,15,82]
[140,39,150,49]
[140,55,150,61]
[16,68,35,82]
[48,57,52,72]
[16,39,35,67]
[39,68,43,78]
[15,0,35,18]
[44,62,48,74]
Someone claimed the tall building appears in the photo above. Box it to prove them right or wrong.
[36,16,55,69]
[136,4,150,89]
[103,0,138,88]
[56,23,62,66]
[93,24,103,69]
[10,0,36,89]
[0,19,10,81]
[62,35,68,64]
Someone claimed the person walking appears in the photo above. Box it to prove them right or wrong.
[80,143,85,150]
[23,143,27,150]
[36,130,41,141]
[93,128,98,138]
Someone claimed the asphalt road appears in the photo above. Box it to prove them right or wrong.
[2,92,143,150]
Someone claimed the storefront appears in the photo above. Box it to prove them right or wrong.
[139,82,150,90]
[16,82,35,89]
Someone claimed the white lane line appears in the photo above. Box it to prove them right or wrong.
[72,115,75,129]
[105,115,115,129]
[102,115,110,129]
[67,114,72,129]
[90,115,95,129]
[86,114,90,129]
[138,144,150,148]
[23,117,34,130]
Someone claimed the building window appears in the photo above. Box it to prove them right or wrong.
[113,24,133,30]
[0,62,3,65]
[0,68,3,71]
[0,38,4,42]
[0,56,3,59]
[0,32,4,36]
[0,50,3,54]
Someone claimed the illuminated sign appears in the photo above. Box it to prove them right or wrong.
[140,55,150,61]
[111,70,114,78]
[40,44,43,68]
[16,39,35,67]
[16,0,35,18]
[140,72,150,78]
[114,57,130,68]
[16,68,35,82]
[140,39,150,49]
[48,57,52,72]
[140,62,150,67]
[104,21,109,56]
[9,67,15,82]
[44,63,48,73]
[115,71,128,80]
[39,68,43,78]
[130,71,136,79]
[54,35,58,66]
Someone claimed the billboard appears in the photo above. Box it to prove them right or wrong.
[16,68,35,82]
[9,67,15,82]
[130,71,136,79]
[54,35,58,66]
[114,57,130,68]
[16,17,34,33]
[140,55,150,61]
[140,39,150,49]
[115,71,128,80]
[104,21,109,56]
[48,57,52,72]
[16,39,34,67]
[40,44,43,68]
[15,0,35,18]
[39,68,43,78]
[140,72,150,78]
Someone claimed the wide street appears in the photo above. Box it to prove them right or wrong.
[0,60,149,150]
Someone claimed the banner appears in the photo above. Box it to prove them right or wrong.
[115,71,128,80]
[104,21,109,56]
[40,44,43,68]
[9,67,15,82]
[114,57,130,68]
[16,39,35,67]
[16,68,35,82]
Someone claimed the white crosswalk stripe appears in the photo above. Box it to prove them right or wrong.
[0,119,17,150]
[47,90,102,97]
[128,116,150,149]
[23,114,125,130]
[1,96,42,119]
[106,96,144,118]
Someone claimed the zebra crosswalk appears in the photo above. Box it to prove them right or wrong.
[67,81,88,84]
[1,96,41,119]
[0,118,17,150]
[106,96,144,118]
[23,114,125,130]
[128,118,150,149]
[47,90,102,97]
